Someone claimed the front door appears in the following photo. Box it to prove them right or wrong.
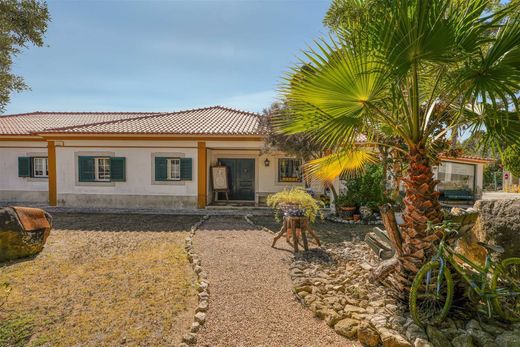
[218,158,255,201]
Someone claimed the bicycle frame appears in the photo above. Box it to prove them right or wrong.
[432,236,498,316]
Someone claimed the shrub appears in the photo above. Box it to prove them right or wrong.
[341,164,386,209]
[267,188,324,222]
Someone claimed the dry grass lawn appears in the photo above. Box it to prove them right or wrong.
[0,213,201,347]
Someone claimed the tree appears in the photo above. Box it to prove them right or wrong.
[262,102,346,215]
[502,145,520,178]
[0,0,50,113]
[278,0,520,288]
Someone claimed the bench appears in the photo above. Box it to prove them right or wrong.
[442,189,475,202]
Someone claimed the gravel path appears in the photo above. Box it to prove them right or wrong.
[194,216,358,347]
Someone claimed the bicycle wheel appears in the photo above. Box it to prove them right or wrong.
[409,260,454,327]
[491,257,520,322]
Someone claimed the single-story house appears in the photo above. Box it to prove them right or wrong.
[0,106,491,209]
[0,107,311,209]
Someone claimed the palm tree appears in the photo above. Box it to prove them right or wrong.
[278,0,520,287]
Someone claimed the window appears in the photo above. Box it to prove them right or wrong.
[167,158,181,180]
[94,157,111,182]
[278,158,302,182]
[33,157,48,178]
[436,161,476,192]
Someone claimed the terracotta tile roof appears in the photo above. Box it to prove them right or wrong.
[439,154,494,163]
[0,111,163,135]
[0,106,262,136]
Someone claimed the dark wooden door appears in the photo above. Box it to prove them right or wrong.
[218,158,255,200]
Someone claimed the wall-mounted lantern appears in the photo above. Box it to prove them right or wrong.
[264,158,270,167]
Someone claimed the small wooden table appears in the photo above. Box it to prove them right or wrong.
[271,216,321,252]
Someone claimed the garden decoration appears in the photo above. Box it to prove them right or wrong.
[409,221,520,327]
[0,206,53,262]
[267,188,323,252]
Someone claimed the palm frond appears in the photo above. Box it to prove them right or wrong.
[277,37,390,148]
[305,147,377,182]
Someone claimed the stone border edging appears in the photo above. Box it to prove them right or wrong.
[326,214,383,226]
[180,215,211,347]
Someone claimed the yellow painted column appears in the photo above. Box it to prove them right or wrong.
[197,141,207,208]
[47,140,57,206]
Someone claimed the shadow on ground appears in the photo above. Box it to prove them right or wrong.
[251,215,372,244]
[50,213,201,232]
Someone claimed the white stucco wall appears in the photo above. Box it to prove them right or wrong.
[0,141,49,203]
[55,140,199,207]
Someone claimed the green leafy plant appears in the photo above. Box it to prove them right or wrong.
[502,145,520,178]
[267,188,324,222]
[341,164,387,209]
[334,194,357,208]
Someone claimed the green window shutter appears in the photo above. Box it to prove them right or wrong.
[18,157,31,177]
[78,156,95,182]
[110,157,126,182]
[180,158,193,181]
[155,157,168,181]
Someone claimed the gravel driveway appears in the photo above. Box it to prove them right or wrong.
[194,216,358,347]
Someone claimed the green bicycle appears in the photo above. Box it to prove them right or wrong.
[409,222,520,327]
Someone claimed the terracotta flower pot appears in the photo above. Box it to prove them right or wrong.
[340,206,356,220]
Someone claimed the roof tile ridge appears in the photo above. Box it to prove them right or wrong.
[1,111,166,118]
[215,105,262,117]
[37,112,169,133]
[0,111,46,118]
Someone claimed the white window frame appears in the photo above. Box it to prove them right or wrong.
[33,157,48,178]
[94,157,111,182]
[167,158,181,181]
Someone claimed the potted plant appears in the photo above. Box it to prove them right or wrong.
[267,188,324,222]
[335,194,357,220]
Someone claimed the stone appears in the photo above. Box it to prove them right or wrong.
[196,301,208,313]
[182,333,197,345]
[479,322,505,336]
[345,304,366,315]
[357,321,381,347]
[495,331,520,347]
[190,322,200,333]
[406,323,427,342]
[0,207,52,262]
[198,291,209,300]
[414,338,433,347]
[297,291,310,298]
[304,294,317,305]
[194,312,206,325]
[198,282,208,293]
[325,310,342,327]
[451,334,474,347]
[471,199,520,260]
[369,314,388,328]
[378,328,412,347]
[426,325,452,347]
[334,318,360,338]
[466,320,481,331]
[467,328,497,347]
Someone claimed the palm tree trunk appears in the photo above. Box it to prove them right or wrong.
[399,146,443,283]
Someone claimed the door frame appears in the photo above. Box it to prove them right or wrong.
[216,157,257,202]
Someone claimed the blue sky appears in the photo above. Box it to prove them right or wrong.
[5,0,330,114]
